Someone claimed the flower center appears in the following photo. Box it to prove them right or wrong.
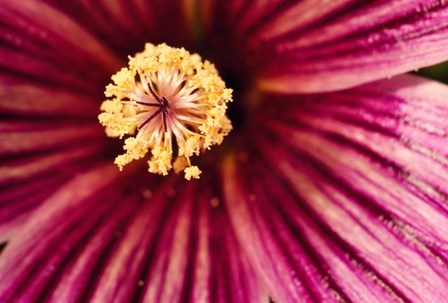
[98,43,233,180]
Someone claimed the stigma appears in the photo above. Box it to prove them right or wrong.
[98,43,233,180]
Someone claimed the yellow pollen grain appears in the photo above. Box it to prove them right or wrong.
[98,43,233,180]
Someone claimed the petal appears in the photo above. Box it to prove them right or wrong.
[0,122,103,156]
[0,143,108,242]
[0,76,108,241]
[0,123,107,242]
[233,0,448,93]
[224,75,448,302]
[42,0,194,55]
[0,80,100,118]
[0,0,121,93]
[0,165,267,303]
[0,172,73,242]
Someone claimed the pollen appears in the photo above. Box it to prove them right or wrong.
[98,43,233,180]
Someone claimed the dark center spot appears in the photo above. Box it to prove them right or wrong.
[221,69,248,131]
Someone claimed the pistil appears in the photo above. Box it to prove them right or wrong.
[98,43,233,180]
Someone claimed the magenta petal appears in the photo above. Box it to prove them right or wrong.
[0,0,121,93]
[0,80,100,118]
[0,122,103,156]
[0,167,267,303]
[0,172,74,242]
[41,0,194,53]
[0,76,109,242]
[0,145,108,243]
[224,75,448,302]
[249,1,448,93]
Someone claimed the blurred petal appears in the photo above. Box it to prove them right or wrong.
[0,0,121,94]
[224,75,448,302]
[0,144,107,241]
[0,166,267,303]
[0,74,109,242]
[42,0,194,54]
[236,0,448,93]
[0,80,99,118]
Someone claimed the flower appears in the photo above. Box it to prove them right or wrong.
[1,1,448,302]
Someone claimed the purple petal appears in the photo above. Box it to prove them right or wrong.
[0,140,106,186]
[224,75,448,302]
[0,166,267,303]
[0,80,100,118]
[232,0,448,93]
[0,172,74,242]
[0,0,121,93]
[0,144,108,242]
[0,122,103,156]
[0,74,109,242]
[41,0,194,54]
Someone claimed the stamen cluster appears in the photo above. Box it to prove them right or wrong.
[98,43,233,180]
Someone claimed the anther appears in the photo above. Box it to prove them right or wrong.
[98,43,233,180]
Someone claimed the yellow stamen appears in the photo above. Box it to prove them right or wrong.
[98,43,233,180]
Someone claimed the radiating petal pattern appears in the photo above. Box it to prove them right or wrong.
[213,0,448,93]
[224,75,448,302]
[0,164,267,303]
[0,0,121,94]
[0,67,111,242]
[41,0,194,55]
[2,0,448,302]
[0,80,100,119]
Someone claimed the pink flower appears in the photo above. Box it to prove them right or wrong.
[1,1,448,302]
